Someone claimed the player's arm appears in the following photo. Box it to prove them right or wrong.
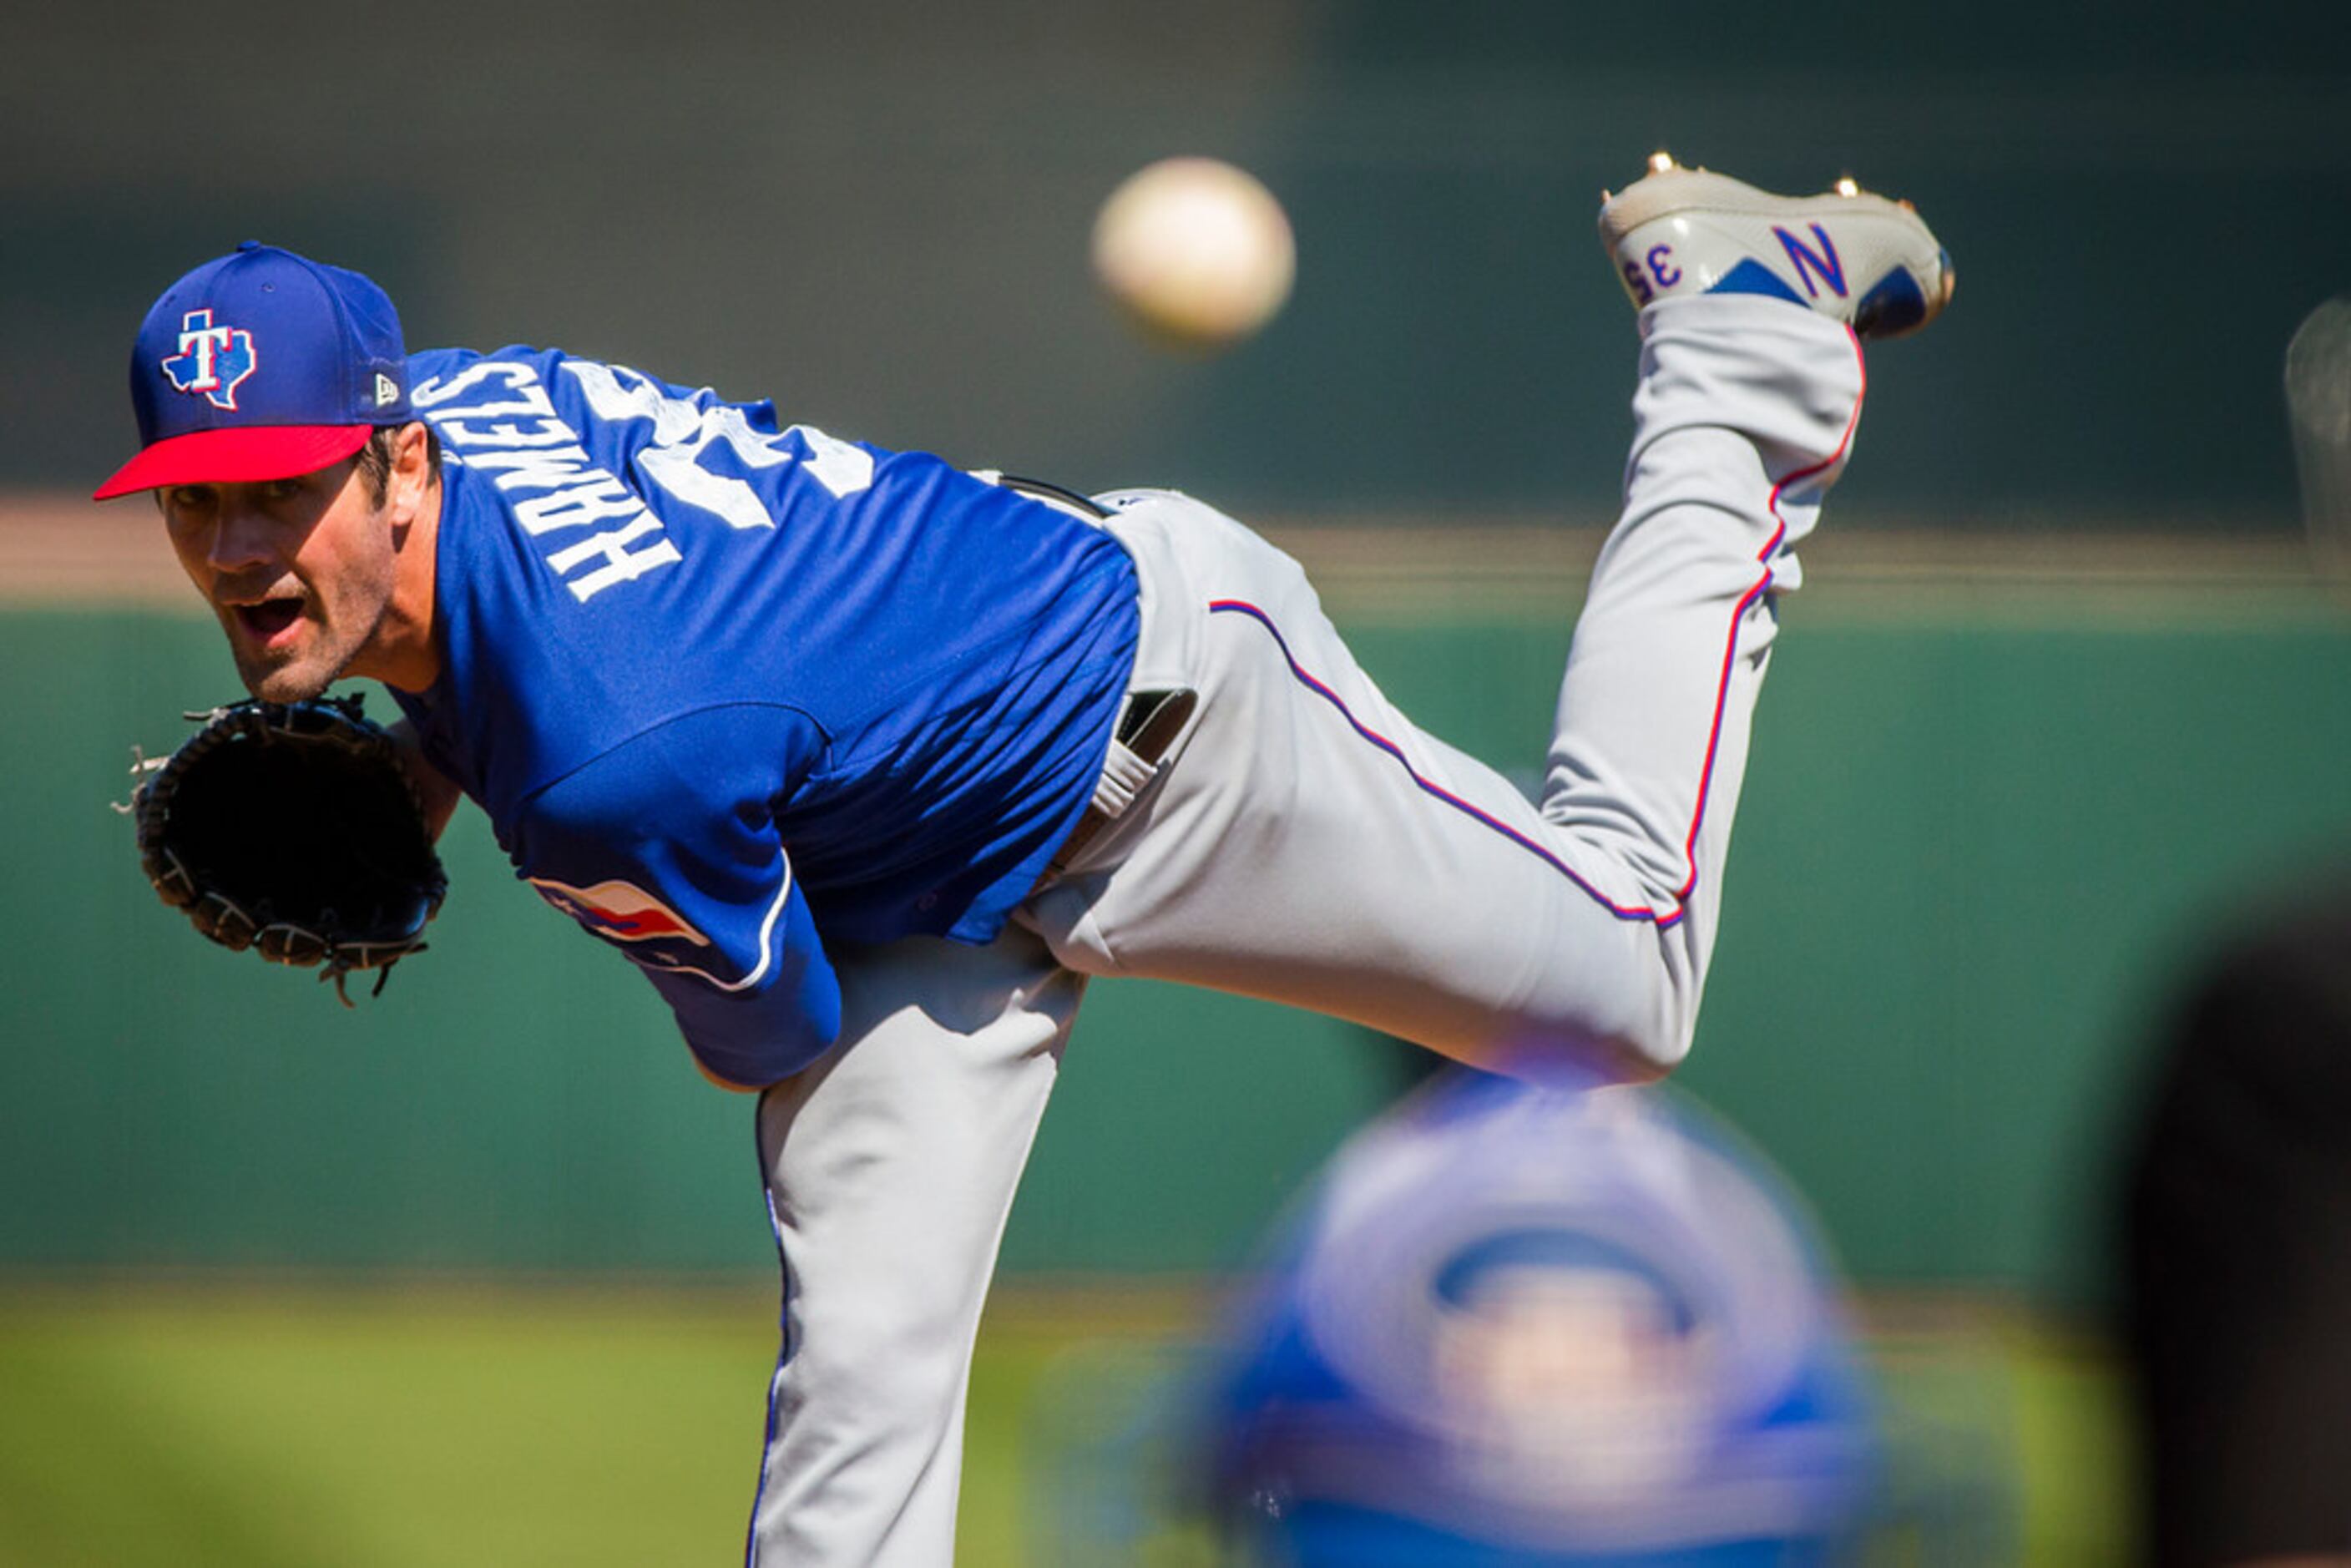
[515,706,842,1090]
[634,886,837,1091]
[384,716,464,842]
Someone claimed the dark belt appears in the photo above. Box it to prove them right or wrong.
[1044,686,1197,878]
[993,472,1111,521]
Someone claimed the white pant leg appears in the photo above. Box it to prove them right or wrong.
[1024,295,1864,1075]
[746,928,1081,1567]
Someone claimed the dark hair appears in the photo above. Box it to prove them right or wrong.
[356,423,442,506]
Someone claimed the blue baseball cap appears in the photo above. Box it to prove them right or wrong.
[94,242,413,500]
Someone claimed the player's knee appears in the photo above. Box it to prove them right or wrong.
[1535,939,1701,1081]
[1578,1019,1697,1083]
[1620,927,1707,1065]
[1623,1015,1696,1079]
[1626,969,1703,1075]
[1471,1007,1692,1085]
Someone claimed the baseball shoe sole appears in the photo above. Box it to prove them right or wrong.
[1599,151,1954,339]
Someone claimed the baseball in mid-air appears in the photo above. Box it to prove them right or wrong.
[1092,157,1295,352]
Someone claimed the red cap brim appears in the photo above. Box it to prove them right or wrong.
[92,424,377,501]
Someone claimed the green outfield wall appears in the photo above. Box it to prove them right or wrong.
[6,571,2347,1306]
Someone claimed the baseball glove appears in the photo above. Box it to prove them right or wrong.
[126,694,448,1003]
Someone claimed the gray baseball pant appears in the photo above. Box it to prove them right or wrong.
[746,294,1868,1564]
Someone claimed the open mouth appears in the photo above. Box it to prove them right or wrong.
[233,599,306,644]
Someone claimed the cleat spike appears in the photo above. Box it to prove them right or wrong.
[1648,150,1677,175]
[1834,176,1860,198]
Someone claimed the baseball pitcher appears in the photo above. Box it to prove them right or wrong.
[95,154,1952,1565]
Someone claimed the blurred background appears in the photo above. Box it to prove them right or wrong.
[5,1,2350,1561]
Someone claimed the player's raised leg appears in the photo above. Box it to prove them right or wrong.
[1027,158,1949,1078]
[744,929,1082,1567]
[1534,153,1951,1057]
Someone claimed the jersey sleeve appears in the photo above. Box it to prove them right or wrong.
[513,705,842,1088]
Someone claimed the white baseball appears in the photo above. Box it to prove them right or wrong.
[1092,158,1296,351]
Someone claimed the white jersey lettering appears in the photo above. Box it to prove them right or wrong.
[561,358,872,528]
[437,415,576,449]
[513,476,650,537]
[420,357,681,600]
[547,518,684,603]
[464,446,599,494]
[411,359,534,408]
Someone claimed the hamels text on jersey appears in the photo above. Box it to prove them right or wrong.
[390,346,1139,1086]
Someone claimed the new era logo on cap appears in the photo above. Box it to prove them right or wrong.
[94,242,417,501]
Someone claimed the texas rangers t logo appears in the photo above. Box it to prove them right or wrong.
[160,309,257,410]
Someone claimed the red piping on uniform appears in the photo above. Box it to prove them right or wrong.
[1671,324,1868,903]
[1210,324,1868,932]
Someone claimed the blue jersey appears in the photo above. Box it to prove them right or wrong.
[387,346,1139,1086]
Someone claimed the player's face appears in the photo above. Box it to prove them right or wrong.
[159,458,400,703]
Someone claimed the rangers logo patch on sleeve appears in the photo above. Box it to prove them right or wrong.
[528,877,712,947]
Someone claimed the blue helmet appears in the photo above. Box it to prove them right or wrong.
[1207,1068,1880,1566]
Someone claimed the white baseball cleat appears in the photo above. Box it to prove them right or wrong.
[1598,151,1954,339]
